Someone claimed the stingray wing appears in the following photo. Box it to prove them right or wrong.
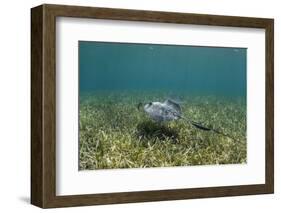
[164,99,182,114]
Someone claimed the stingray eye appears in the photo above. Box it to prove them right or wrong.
[149,102,152,106]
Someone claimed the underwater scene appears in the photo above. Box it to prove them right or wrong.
[79,41,247,170]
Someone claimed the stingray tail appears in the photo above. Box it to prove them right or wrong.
[190,121,212,131]
[182,117,238,142]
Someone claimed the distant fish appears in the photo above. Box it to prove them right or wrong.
[138,99,236,141]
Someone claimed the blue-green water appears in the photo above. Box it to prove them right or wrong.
[78,41,247,169]
[79,41,246,97]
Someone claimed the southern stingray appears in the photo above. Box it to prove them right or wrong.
[138,99,236,141]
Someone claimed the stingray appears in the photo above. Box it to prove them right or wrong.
[138,99,236,141]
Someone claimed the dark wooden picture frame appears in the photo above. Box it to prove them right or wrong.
[31,4,274,208]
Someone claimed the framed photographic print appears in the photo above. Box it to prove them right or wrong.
[31,4,274,208]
